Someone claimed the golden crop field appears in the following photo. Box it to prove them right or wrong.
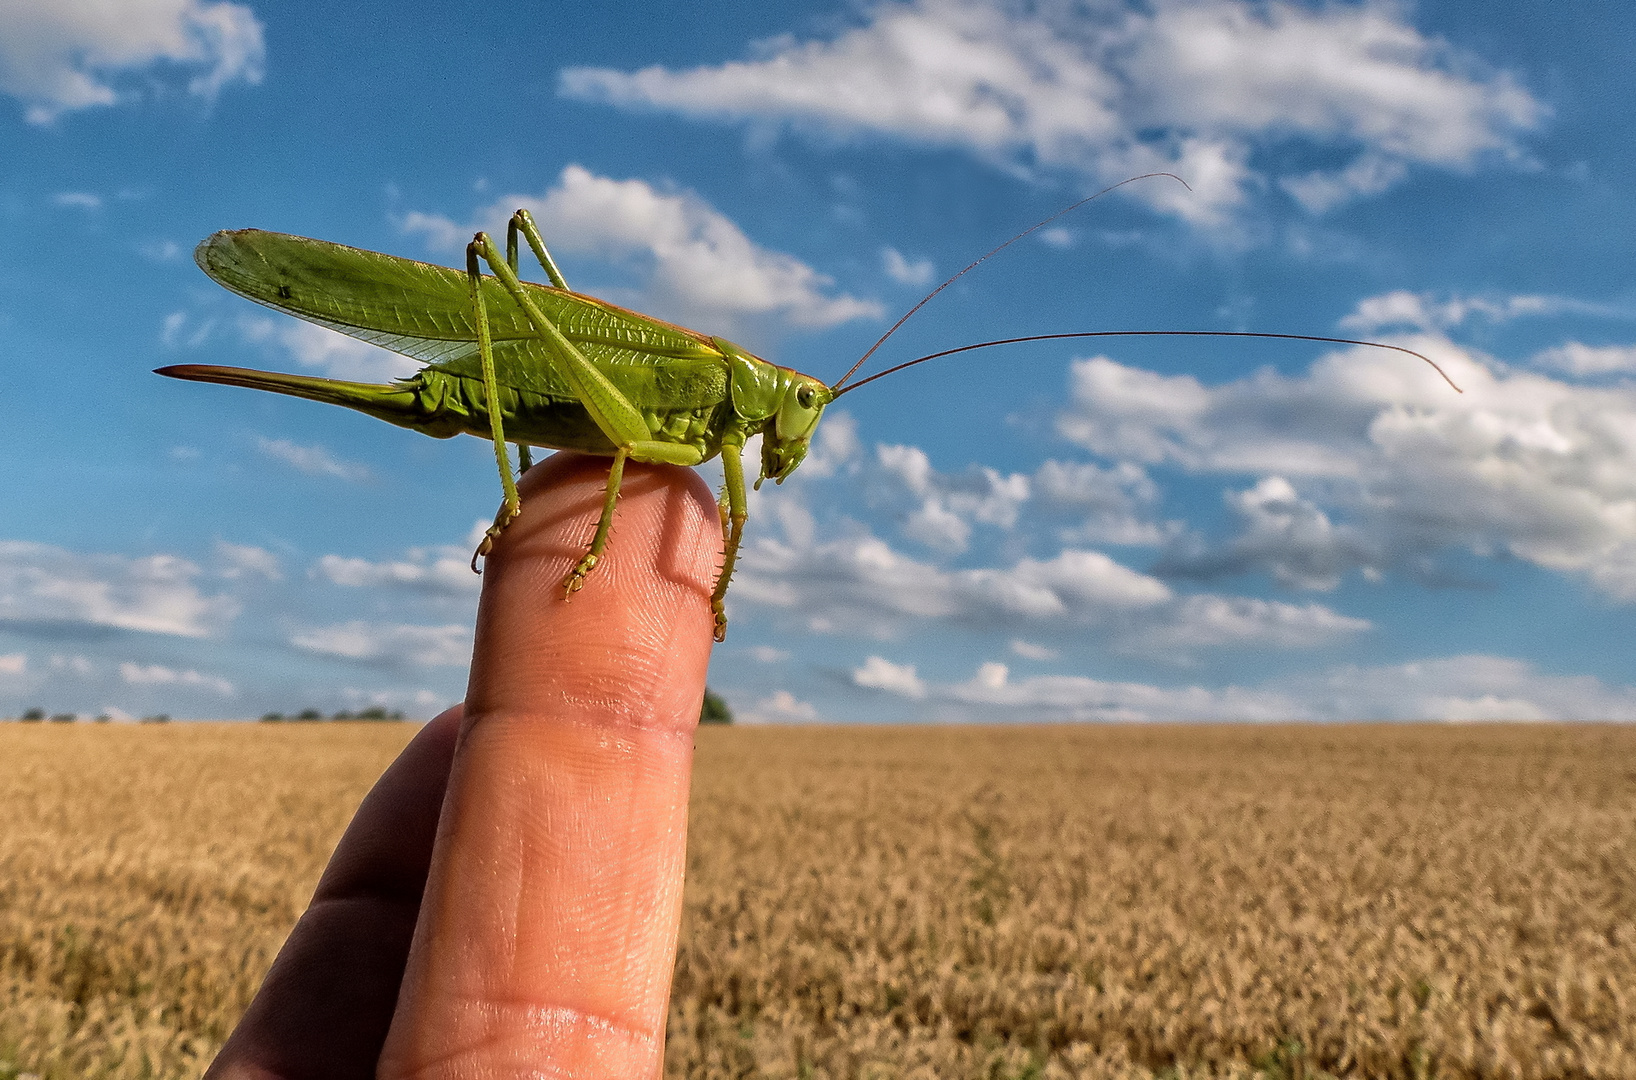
[1,722,1632,1079]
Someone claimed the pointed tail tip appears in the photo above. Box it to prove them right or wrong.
[154,364,220,381]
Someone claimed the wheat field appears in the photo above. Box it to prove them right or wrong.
[1,722,1632,1079]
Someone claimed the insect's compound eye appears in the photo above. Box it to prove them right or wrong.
[796,386,816,409]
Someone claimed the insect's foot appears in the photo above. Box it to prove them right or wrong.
[562,553,599,599]
[470,504,523,573]
[712,602,728,643]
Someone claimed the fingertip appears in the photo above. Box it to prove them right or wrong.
[469,452,721,731]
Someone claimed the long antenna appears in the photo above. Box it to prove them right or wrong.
[829,173,1191,392]
[830,331,1463,397]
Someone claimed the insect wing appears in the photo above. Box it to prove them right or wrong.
[194,229,729,406]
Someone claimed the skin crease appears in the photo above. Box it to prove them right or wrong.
[206,453,721,1079]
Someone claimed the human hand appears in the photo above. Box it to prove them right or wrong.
[206,451,722,1078]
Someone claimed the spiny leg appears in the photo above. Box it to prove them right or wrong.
[470,234,708,598]
[711,439,749,642]
[516,443,533,473]
[564,449,628,599]
[466,241,522,573]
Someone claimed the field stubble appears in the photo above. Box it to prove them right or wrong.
[0,722,1632,1079]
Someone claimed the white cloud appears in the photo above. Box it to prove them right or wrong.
[748,645,790,663]
[0,653,25,676]
[736,531,1172,636]
[1130,594,1370,653]
[930,660,1299,722]
[1037,227,1075,249]
[846,653,1636,722]
[1274,656,1636,722]
[853,655,927,698]
[1033,458,1171,545]
[1057,340,1636,600]
[560,0,1545,224]
[1339,290,1612,333]
[739,689,820,724]
[873,443,1031,553]
[312,545,479,596]
[1161,476,1375,590]
[0,0,264,124]
[400,164,882,335]
[237,316,419,382]
[52,191,101,210]
[881,246,934,286]
[0,541,237,638]
[1009,639,1057,661]
[118,662,235,696]
[291,621,472,667]
[256,437,372,482]
[1532,342,1636,377]
[215,541,281,581]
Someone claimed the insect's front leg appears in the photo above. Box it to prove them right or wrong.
[712,437,750,642]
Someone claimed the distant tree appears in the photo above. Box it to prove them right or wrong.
[20,708,45,722]
[260,712,285,723]
[333,710,354,720]
[140,714,171,724]
[700,689,733,725]
[354,707,391,720]
[93,715,111,724]
[49,713,76,723]
[295,709,323,721]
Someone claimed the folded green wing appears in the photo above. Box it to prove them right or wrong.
[195,229,729,407]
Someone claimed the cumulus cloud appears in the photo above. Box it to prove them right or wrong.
[733,515,1362,656]
[291,621,471,667]
[1127,594,1370,652]
[237,315,418,382]
[881,247,935,286]
[256,437,372,482]
[312,544,479,596]
[1033,458,1172,544]
[1339,290,1614,333]
[853,655,927,698]
[736,530,1172,636]
[847,653,1636,722]
[738,689,821,724]
[0,541,238,638]
[215,541,281,581]
[873,443,1030,552]
[1532,342,1636,377]
[401,164,882,335]
[118,662,235,696]
[0,0,264,124]
[0,653,25,676]
[561,0,1545,224]
[1009,639,1058,660]
[1054,341,1636,600]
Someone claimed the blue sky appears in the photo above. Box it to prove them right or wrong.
[2,0,1634,723]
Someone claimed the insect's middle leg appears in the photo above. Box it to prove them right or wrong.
[564,449,627,598]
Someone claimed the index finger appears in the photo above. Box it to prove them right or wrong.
[378,451,721,1077]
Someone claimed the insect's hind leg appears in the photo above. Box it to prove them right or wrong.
[465,240,523,573]
[507,209,570,292]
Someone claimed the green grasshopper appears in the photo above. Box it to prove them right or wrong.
[158,185,1457,642]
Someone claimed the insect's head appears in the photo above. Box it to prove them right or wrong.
[760,374,833,486]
